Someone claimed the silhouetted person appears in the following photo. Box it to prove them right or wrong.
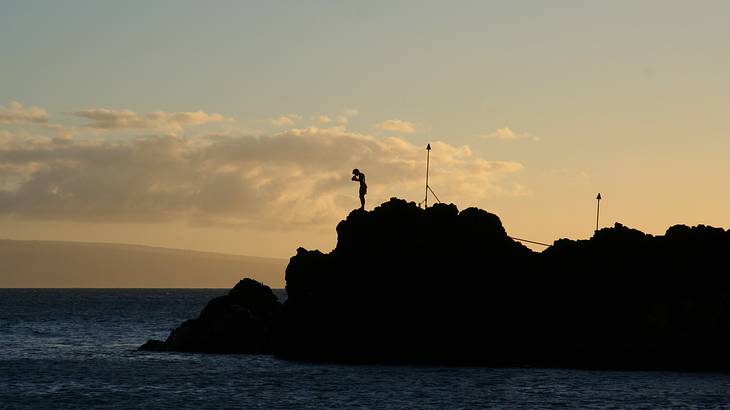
[352,168,367,210]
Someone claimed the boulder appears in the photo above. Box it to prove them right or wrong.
[139,278,281,353]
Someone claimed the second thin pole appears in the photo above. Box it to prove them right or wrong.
[595,193,602,232]
[424,143,431,208]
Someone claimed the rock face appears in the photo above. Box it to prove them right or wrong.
[537,222,730,370]
[141,198,730,370]
[139,278,281,353]
[278,198,534,363]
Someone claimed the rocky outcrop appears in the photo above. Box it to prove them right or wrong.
[139,278,281,353]
[141,198,730,370]
[277,198,534,363]
[536,222,730,370]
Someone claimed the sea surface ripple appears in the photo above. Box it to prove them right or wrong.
[1,289,729,409]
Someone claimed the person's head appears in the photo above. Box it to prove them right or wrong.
[352,168,360,176]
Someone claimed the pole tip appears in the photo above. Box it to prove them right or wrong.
[426,143,431,150]
[596,193,602,200]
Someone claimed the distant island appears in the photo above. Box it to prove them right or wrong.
[141,198,730,371]
[0,240,286,288]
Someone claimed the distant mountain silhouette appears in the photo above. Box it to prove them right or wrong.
[0,240,286,288]
[141,198,730,370]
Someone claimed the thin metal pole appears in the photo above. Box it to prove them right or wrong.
[595,193,601,232]
[425,144,431,208]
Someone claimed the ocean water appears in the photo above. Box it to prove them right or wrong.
[1,290,730,409]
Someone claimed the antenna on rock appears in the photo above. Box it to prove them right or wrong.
[595,193,602,232]
[419,143,441,208]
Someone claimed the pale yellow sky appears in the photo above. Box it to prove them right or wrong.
[1,1,730,263]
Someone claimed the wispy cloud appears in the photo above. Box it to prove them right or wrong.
[313,110,358,126]
[72,108,228,132]
[271,114,302,127]
[481,127,539,141]
[376,118,416,134]
[336,108,359,124]
[272,116,294,127]
[0,101,48,124]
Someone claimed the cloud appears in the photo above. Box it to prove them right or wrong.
[336,109,359,124]
[271,114,302,127]
[40,123,78,140]
[485,127,518,140]
[0,101,48,123]
[376,119,416,134]
[0,128,523,227]
[313,110,358,125]
[482,127,539,141]
[72,108,227,132]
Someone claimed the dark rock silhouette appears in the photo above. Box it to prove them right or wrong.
[139,278,281,353]
[278,198,534,364]
[537,222,730,370]
[140,198,730,371]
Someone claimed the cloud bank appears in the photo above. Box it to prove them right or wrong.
[72,108,228,132]
[0,127,523,228]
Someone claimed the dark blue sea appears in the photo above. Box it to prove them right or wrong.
[1,289,730,409]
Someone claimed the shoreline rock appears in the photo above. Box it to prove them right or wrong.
[139,278,281,353]
[140,198,730,371]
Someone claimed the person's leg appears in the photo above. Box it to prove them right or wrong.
[359,192,365,210]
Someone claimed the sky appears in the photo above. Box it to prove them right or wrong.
[1,1,729,258]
